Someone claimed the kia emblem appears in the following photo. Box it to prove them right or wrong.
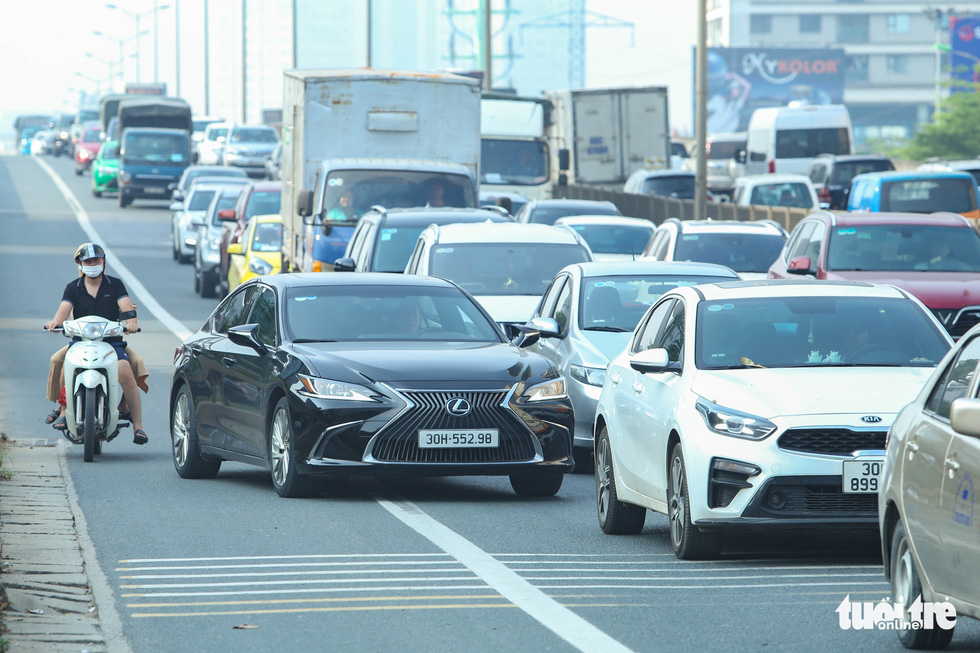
[861,415,882,423]
[446,398,471,417]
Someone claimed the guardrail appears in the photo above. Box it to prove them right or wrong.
[552,185,813,231]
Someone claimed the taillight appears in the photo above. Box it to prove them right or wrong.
[768,160,775,174]
[818,187,832,203]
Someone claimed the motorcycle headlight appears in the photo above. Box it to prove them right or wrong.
[695,397,776,440]
[81,322,105,339]
[297,374,380,401]
[249,257,273,275]
[520,377,567,402]
[569,364,606,387]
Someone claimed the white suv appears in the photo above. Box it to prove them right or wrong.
[594,280,951,559]
[404,222,593,332]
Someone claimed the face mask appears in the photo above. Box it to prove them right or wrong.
[79,264,103,278]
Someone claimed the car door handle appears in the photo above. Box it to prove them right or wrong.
[610,372,621,385]
[907,442,920,453]
[632,381,643,393]
[222,356,237,367]
[945,459,960,478]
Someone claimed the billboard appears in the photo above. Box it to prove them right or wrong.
[697,48,846,134]
[950,15,980,92]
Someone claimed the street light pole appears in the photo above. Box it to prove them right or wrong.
[175,0,181,96]
[204,0,211,114]
[106,3,171,87]
[694,0,708,221]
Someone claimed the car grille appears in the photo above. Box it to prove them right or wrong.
[368,391,537,463]
[778,484,878,513]
[932,308,980,339]
[778,428,886,456]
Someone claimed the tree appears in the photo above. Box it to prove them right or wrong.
[903,92,980,161]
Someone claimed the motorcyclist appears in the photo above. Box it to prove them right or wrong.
[44,243,147,445]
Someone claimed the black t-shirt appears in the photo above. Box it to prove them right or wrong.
[61,275,130,342]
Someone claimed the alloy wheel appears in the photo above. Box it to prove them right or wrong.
[172,392,189,468]
[271,408,290,487]
[669,455,685,548]
[596,437,612,523]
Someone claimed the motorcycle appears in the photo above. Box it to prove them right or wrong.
[47,316,137,462]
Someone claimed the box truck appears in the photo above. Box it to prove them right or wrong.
[281,69,482,273]
[480,92,553,203]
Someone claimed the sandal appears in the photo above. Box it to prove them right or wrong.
[52,416,67,431]
[45,408,61,424]
[133,429,148,445]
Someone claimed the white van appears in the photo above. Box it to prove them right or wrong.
[742,105,852,176]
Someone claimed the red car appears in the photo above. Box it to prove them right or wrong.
[769,211,980,338]
[218,180,282,294]
[73,125,104,176]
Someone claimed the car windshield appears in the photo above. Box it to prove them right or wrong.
[581,275,733,332]
[193,120,219,133]
[207,127,228,141]
[251,222,282,253]
[527,204,620,225]
[696,296,950,369]
[775,128,850,158]
[430,243,591,296]
[229,128,277,143]
[82,128,102,143]
[372,226,426,273]
[244,191,282,220]
[881,178,978,214]
[642,176,695,198]
[708,140,744,160]
[122,132,190,165]
[285,285,502,342]
[210,194,241,226]
[188,189,217,211]
[829,160,893,185]
[565,223,654,255]
[827,224,980,272]
[322,170,476,219]
[481,138,548,186]
[98,141,119,160]
[673,232,785,273]
[748,182,814,208]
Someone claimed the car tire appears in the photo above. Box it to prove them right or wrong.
[74,167,82,176]
[171,386,221,479]
[891,521,955,649]
[668,443,722,560]
[178,249,191,265]
[199,269,217,298]
[270,397,310,498]
[118,191,131,209]
[172,232,179,260]
[595,427,646,534]
[509,474,563,497]
[93,189,102,198]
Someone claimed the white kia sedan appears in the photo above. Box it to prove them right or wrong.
[594,280,952,559]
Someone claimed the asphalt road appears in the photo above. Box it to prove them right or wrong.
[2,153,979,653]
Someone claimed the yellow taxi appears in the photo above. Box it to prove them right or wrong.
[226,213,282,291]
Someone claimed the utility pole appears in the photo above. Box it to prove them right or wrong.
[175,0,181,96]
[482,0,492,90]
[242,0,248,122]
[366,0,372,67]
[153,0,159,82]
[204,0,210,114]
[694,0,708,220]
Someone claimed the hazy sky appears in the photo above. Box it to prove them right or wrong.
[0,1,696,134]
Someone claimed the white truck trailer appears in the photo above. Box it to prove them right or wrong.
[544,86,671,190]
[281,69,482,273]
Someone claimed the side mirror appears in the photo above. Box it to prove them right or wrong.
[514,325,541,348]
[735,149,746,164]
[172,190,184,202]
[218,209,237,222]
[169,202,183,212]
[227,242,244,256]
[297,189,314,220]
[629,348,671,374]
[950,398,980,438]
[227,323,267,354]
[558,148,570,171]
[787,256,812,275]
[333,257,355,272]
[527,316,561,339]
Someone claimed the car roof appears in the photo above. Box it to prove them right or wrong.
[572,260,740,278]
[919,160,980,171]
[681,279,908,302]
[243,181,282,192]
[370,207,511,226]
[554,215,654,228]
[189,181,248,192]
[528,199,618,209]
[122,127,188,135]
[735,173,813,185]
[258,272,459,290]
[811,211,972,227]
[190,176,250,186]
[816,153,892,163]
[706,132,746,141]
[852,170,975,182]
[251,213,282,224]
[432,222,586,245]
[663,219,786,236]
[633,169,694,179]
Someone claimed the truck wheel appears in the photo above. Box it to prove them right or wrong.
[93,188,102,198]
[83,387,96,463]
[118,191,131,208]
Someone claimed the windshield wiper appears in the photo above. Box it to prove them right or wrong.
[292,338,337,343]
[583,326,630,333]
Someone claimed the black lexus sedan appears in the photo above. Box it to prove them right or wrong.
[169,273,574,498]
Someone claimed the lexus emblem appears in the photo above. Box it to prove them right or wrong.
[861,415,882,423]
[446,398,471,417]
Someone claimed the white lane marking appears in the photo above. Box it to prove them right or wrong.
[373,494,636,653]
[124,584,495,598]
[119,553,455,564]
[123,576,482,589]
[118,559,460,571]
[34,157,192,341]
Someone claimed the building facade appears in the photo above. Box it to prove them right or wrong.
[707,0,980,146]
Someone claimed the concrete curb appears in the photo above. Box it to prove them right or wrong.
[0,437,131,653]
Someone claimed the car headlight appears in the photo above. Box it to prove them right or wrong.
[520,377,567,402]
[249,257,273,275]
[695,397,776,440]
[569,364,606,387]
[118,171,132,183]
[60,131,69,139]
[297,374,380,401]
[79,150,91,160]
[208,235,221,249]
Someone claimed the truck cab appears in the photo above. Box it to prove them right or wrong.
[117,128,192,208]
[480,94,552,202]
